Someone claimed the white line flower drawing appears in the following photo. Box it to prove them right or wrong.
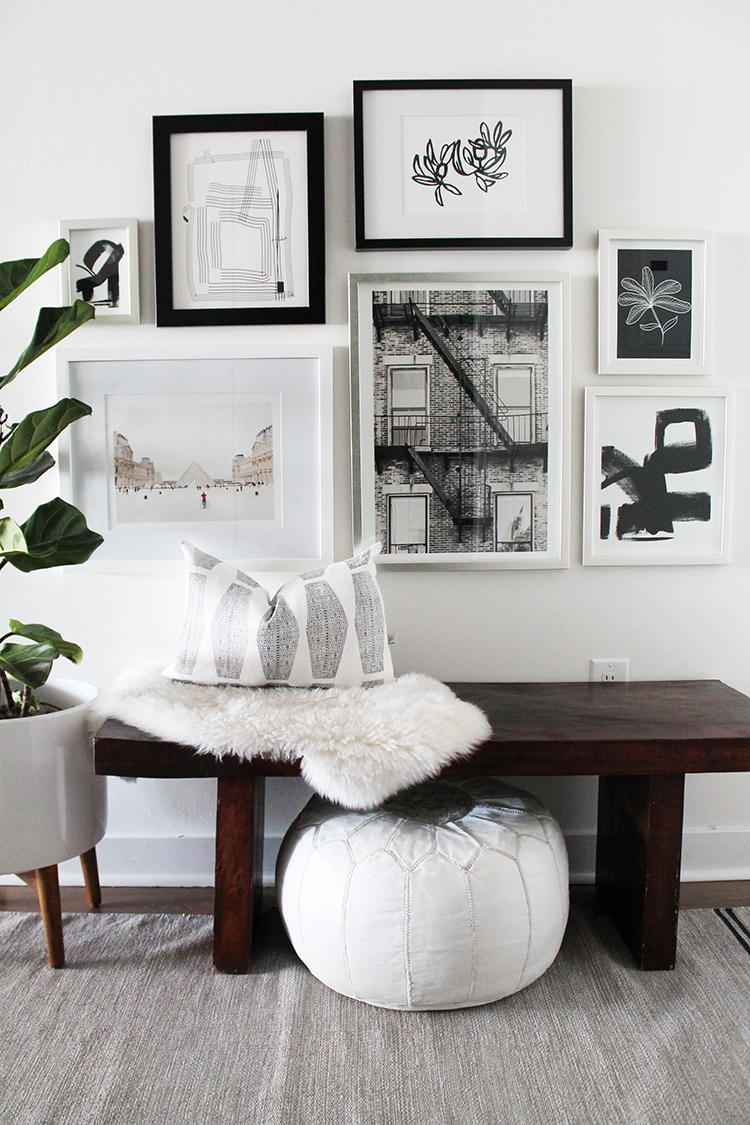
[617,265,692,345]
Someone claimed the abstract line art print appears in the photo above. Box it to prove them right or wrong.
[154,114,325,326]
[180,137,297,307]
[584,387,730,565]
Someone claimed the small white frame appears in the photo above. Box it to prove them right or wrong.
[598,230,713,375]
[57,346,334,572]
[59,218,140,324]
[583,386,731,566]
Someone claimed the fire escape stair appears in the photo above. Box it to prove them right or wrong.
[408,302,517,458]
[406,446,491,530]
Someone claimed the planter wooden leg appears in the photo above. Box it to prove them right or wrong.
[34,864,65,969]
[79,847,101,908]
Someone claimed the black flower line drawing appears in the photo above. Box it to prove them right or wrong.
[617,266,692,345]
[455,120,512,192]
[411,139,462,207]
[411,120,512,207]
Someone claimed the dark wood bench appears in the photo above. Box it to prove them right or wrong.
[94,679,750,973]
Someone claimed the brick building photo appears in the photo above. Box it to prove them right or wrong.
[370,286,550,555]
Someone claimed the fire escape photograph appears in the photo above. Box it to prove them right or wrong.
[352,275,568,568]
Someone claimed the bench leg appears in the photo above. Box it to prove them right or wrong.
[213,775,265,974]
[596,773,685,970]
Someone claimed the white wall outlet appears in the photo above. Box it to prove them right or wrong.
[387,633,398,645]
[590,659,629,683]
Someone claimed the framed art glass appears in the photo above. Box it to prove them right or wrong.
[153,114,325,326]
[583,386,731,565]
[598,231,713,375]
[354,80,573,250]
[57,347,333,571]
[350,273,570,569]
[59,219,139,324]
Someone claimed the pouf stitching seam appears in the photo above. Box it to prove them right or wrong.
[513,853,534,992]
[340,848,359,999]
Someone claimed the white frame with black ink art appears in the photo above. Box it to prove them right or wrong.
[153,113,325,326]
[56,347,333,572]
[59,218,139,324]
[583,386,731,566]
[598,230,713,375]
[350,272,570,570]
[354,80,573,250]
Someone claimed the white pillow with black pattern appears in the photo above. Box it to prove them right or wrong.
[163,542,394,688]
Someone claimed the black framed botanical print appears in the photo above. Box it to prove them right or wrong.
[353,80,573,250]
[153,113,325,326]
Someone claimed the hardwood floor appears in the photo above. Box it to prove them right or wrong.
[1,881,749,915]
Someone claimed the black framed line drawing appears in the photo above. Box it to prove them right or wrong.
[350,273,570,569]
[353,80,573,250]
[583,386,731,566]
[153,113,325,326]
[598,231,713,374]
[59,219,139,324]
[57,347,334,570]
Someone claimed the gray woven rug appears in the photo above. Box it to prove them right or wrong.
[1,905,749,1125]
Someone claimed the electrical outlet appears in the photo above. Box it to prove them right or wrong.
[590,659,629,683]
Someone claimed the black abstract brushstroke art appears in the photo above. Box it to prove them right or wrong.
[600,408,712,541]
[412,121,511,207]
[76,239,124,308]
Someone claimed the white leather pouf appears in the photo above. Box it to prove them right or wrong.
[276,778,569,1011]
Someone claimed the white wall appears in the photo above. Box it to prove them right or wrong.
[2,0,750,886]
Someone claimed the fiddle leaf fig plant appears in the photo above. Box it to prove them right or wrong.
[0,239,103,718]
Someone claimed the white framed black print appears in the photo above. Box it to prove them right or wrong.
[59,219,139,324]
[56,347,334,571]
[350,273,570,569]
[353,80,573,250]
[583,387,731,566]
[153,114,325,326]
[598,231,713,375]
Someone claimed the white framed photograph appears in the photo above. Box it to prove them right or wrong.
[354,80,572,249]
[598,230,713,375]
[583,386,731,566]
[57,347,333,571]
[59,219,139,324]
[350,273,570,569]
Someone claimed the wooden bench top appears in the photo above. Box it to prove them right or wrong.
[94,679,750,779]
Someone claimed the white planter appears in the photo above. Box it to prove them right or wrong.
[0,679,107,875]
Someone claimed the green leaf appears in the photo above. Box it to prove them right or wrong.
[2,498,103,571]
[0,239,69,312]
[0,516,26,554]
[0,301,95,390]
[0,641,56,688]
[0,450,55,488]
[6,620,82,664]
[0,398,91,487]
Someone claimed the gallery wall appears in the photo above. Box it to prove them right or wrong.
[1,0,749,885]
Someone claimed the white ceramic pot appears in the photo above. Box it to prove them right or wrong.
[0,679,107,875]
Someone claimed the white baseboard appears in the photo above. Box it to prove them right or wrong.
[2,828,749,888]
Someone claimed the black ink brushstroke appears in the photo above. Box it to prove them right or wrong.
[600,408,712,540]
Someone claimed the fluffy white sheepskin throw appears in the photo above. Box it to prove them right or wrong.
[95,665,492,810]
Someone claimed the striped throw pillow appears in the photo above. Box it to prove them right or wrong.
[163,542,394,688]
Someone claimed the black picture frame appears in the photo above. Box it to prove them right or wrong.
[353,80,572,251]
[153,113,325,326]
